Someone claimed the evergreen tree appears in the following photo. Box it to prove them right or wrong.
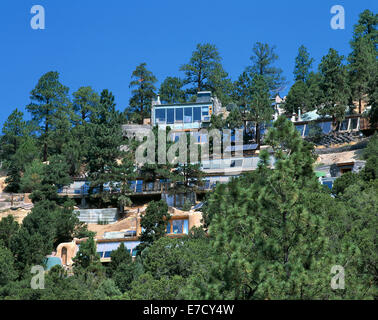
[4,162,22,193]
[247,74,274,146]
[0,244,17,286]
[248,42,286,93]
[127,63,157,123]
[72,86,100,124]
[284,46,316,115]
[318,49,350,128]
[283,80,309,115]
[73,236,105,280]
[137,200,171,254]
[159,76,186,104]
[26,71,70,161]
[180,43,232,104]
[294,45,314,82]
[348,37,376,114]
[225,107,243,129]
[0,109,28,165]
[202,116,334,299]
[87,89,123,207]
[0,215,19,250]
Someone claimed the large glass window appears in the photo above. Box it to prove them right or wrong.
[166,219,189,234]
[202,106,209,116]
[166,222,171,234]
[193,107,201,121]
[184,107,192,123]
[175,108,183,122]
[295,125,305,136]
[351,118,358,130]
[320,122,332,134]
[155,108,166,123]
[167,108,174,124]
[339,119,349,131]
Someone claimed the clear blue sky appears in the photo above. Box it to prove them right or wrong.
[0,0,376,128]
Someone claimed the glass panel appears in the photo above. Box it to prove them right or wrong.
[304,124,309,137]
[351,118,358,130]
[323,181,333,190]
[155,108,166,122]
[167,108,174,124]
[193,107,201,121]
[339,120,349,131]
[175,108,183,121]
[320,122,332,134]
[183,220,189,234]
[184,107,192,123]
[295,125,304,136]
[172,220,183,234]
[166,222,171,234]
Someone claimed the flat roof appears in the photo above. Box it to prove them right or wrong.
[153,102,212,108]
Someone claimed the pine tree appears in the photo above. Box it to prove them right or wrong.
[284,46,315,115]
[87,89,123,207]
[247,74,273,146]
[0,109,28,165]
[127,63,157,123]
[159,76,186,104]
[318,49,350,128]
[72,86,100,124]
[294,45,314,82]
[137,200,171,254]
[26,71,70,161]
[248,42,286,93]
[203,116,334,299]
[180,43,233,104]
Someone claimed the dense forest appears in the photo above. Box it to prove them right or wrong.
[0,9,376,300]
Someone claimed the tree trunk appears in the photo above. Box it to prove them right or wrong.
[255,122,261,149]
[358,98,362,114]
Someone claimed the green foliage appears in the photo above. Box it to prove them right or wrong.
[159,77,186,104]
[332,171,360,196]
[248,42,286,93]
[294,45,314,82]
[127,63,157,123]
[201,117,334,299]
[0,244,17,286]
[318,49,350,125]
[87,89,124,207]
[125,273,184,300]
[19,159,44,193]
[306,122,323,142]
[180,43,233,104]
[182,200,192,211]
[26,71,70,161]
[225,107,243,129]
[361,133,378,181]
[137,200,170,254]
[0,109,29,165]
[142,237,213,280]
[0,215,19,250]
[283,80,309,115]
[108,243,132,276]
[73,86,100,124]
[73,236,105,278]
